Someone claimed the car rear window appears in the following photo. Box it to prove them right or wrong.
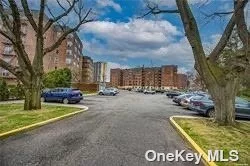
[236,97,248,104]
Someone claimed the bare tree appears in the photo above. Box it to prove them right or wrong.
[142,0,249,125]
[0,0,94,110]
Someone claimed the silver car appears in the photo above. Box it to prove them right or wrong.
[99,88,118,96]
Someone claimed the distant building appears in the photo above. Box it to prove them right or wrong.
[177,74,188,89]
[81,56,94,83]
[110,65,188,90]
[93,62,107,83]
[0,11,82,84]
[110,68,123,87]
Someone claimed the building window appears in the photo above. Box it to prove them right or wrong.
[66,49,72,56]
[3,57,11,63]
[67,41,73,47]
[2,70,9,77]
[57,32,61,38]
[68,33,73,38]
[21,23,27,35]
[3,45,13,54]
[66,58,72,64]
[54,57,58,64]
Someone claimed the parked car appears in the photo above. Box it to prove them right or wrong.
[136,88,144,93]
[166,91,182,98]
[155,90,165,94]
[110,87,119,94]
[41,88,83,104]
[144,89,156,94]
[180,94,206,108]
[189,96,250,119]
[173,94,193,105]
[99,88,118,96]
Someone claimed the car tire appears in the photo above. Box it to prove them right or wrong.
[207,109,215,118]
[99,92,104,95]
[63,98,69,104]
[41,97,46,102]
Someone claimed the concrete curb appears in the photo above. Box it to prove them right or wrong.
[169,116,217,166]
[0,103,88,139]
[83,93,98,97]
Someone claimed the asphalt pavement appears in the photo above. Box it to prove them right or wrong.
[0,91,203,166]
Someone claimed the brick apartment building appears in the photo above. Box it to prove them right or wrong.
[110,65,188,90]
[81,56,94,83]
[176,74,188,89]
[0,11,82,84]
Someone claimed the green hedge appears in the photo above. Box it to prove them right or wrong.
[0,79,9,101]
[0,80,24,101]
[43,68,72,88]
[238,88,250,101]
[8,82,24,100]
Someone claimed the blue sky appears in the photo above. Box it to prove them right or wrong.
[31,0,249,80]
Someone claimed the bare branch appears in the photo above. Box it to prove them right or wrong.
[8,0,34,74]
[0,0,12,31]
[43,0,79,33]
[38,0,46,32]
[0,58,17,76]
[20,0,38,32]
[138,3,179,18]
[0,29,15,44]
[201,11,234,18]
[235,0,249,47]
[209,0,248,62]
[209,15,236,62]
[44,8,94,54]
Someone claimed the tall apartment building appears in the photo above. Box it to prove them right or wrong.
[110,65,188,90]
[81,56,94,83]
[177,74,188,89]
[110,68,123,87]
[49,26,83,82]
[0,11,82,84]
[93,62,107,83]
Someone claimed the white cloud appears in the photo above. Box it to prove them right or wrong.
[106,62,130,82]
[81,19,194,73]
[96,0,122,13]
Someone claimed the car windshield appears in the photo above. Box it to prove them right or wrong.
[191,96,203,100]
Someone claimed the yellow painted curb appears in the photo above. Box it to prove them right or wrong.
[169,116,217,166]
[0,106,88,139]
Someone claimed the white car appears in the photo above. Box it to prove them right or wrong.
[99,88,118,96]
[144,89,156,94]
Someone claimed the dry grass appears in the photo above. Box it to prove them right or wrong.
[174,118,250,166]
[0,104,80,133]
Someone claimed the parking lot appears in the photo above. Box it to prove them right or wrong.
[1,90,203,166]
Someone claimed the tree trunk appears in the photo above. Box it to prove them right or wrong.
[23,75,42,110]
[209,78,239,125]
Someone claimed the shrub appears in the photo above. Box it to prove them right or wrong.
[43,68,72,88]
[8,82,24,100]
[0,79,9,101]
